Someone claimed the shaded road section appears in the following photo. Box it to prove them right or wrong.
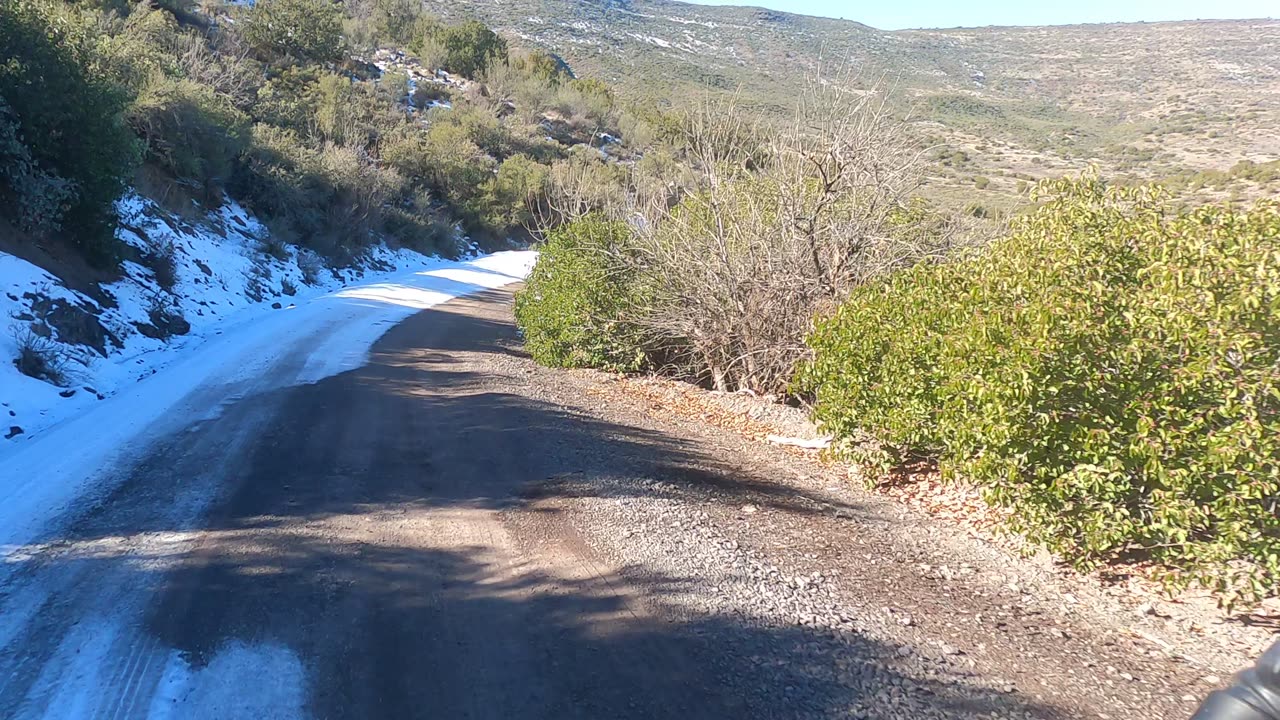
[0,288,1071,719]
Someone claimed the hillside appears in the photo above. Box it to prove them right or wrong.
[420,0,1280,206]
[0,0,620,443]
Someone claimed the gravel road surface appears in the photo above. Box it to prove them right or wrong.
[0,288,1231,719]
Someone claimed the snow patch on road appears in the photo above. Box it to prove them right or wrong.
[147,642,307,720]
[14,616,128,720]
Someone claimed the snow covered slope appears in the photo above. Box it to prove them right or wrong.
[1,193,535,549]
[2,193,486,444]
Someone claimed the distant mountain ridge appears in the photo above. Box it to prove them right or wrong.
[420,0,1279,197]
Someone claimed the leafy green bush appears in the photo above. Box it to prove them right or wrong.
[489,154,550,229]
[514,216,648,371]
[310,73,402,149]
[0,0,139,260]
[129,76,249,199]
[369,0,420,46]
[251,66,322,131]
[242,0,344,63]
[509,49,571,86]
[412,20,507,79]
[800,176,1280,604]
[0,98,75,234]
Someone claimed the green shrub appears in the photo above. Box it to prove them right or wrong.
[310,73,406,150]
[251,66,322,131]
[0,0,140,261]
[382,189,461,258]
[231,124,402,263]
[509,49,570,86]
[415,20,507,79]
[489,154,550,229]
[446,106,514,160]
[381,117,509,236]
[370,0,421,46]
[242,0,344,63]
[800,176,1280,604]
[129,76,249,198]
[514,216,648,371]
[379,71,411,106]
[0,98,75,235]
[230,123,312,218]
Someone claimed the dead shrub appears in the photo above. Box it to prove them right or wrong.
[259,217,297,261]
[12,326,68,385]
[145,237,179,291]
[614,78,978,395]
[296,249,325,286]
[245,258,272,302]
[144,293,191,338]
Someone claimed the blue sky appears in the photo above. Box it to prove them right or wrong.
[683,0,1276,30]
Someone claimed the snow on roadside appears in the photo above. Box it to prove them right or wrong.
[1,192,534,549]
[1,192,486,445]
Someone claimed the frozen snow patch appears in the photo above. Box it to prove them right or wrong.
[147,641,307,720]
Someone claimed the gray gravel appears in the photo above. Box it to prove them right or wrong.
[552,478,1050,719]
[506,361,1254,720]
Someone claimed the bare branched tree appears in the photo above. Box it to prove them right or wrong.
[537,148,629,228]
[171,26,258,110]
[619,73,975,395]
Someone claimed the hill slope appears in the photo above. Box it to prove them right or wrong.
[422,0,1280,200]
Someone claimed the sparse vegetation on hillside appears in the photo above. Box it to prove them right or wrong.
[418,0,1280,209]
[0,0,640,269]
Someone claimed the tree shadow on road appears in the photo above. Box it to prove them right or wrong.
[1,524,1066,719]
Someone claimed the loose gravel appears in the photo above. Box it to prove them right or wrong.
[500,362,1265,720]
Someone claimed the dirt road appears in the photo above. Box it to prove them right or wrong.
[0,288,1228,719]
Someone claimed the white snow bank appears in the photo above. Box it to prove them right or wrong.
[0,191,535,550]
[0,249,533,551]
[1,192,481,444]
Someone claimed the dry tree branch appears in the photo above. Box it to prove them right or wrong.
[614,68,973,396]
